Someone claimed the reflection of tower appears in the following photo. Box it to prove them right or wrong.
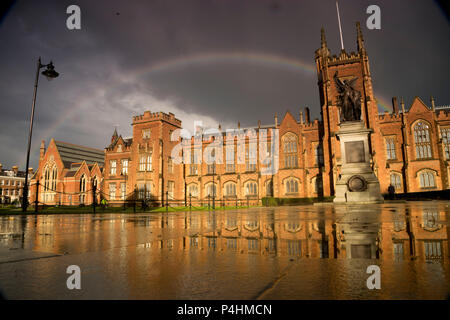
[315,23,379,197]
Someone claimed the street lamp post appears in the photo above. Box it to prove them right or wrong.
[22,57,59,212]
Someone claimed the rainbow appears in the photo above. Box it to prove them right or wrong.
[22,52,317,168]
[21,51,391,167]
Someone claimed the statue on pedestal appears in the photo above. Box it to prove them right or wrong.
[334,71,362,122]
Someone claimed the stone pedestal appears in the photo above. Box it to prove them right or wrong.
[333,121,383,204]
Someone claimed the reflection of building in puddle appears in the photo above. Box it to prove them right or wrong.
[2,203,448,262]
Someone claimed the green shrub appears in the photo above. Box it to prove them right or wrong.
[262,196,334,206]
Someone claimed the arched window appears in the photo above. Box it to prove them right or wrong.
[52,166,57,190]
[390,173,402,190]
[441,128,450,159]
[312,176,323,194]
[283,134,298,168]
[414,122,432,159]
[80,174,87,204]
[285,178,299,194]
[265,180,273,197]
[205,183,216,197]
[43,166,50,191]
[224,182,236,197]
[245,181,257,196]
[419,171,436,189]
[188,184,198,197]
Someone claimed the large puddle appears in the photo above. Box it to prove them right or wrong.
[0,201,449,299]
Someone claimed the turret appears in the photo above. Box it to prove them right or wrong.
[111,128,118,144]
[40,140,46,161]
[356,22,366,54]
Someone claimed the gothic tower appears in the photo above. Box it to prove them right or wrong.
[315,22,379,197]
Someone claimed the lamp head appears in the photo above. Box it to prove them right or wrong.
[41,61,59,80]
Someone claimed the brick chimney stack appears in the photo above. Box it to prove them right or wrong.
[392,97,399,114]
[304,107,311,124]
[431,96,436,111]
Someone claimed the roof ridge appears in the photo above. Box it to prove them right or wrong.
[54,140,104,153]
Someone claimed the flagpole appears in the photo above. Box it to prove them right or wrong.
[336,1,345,51]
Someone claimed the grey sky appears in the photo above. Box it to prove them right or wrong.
[0,0,449,170]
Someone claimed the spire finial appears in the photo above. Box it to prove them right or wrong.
[356,22,365,53]
[321,27,327,48]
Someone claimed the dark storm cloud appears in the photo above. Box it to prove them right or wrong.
[0,0,449,170]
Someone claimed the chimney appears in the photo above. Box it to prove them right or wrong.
[400,97,405,113]
[431,96,436,111]
[305,107,311,124]
[258,120,261,129]
[238,121,240,129]
[299,111,304,124]
[274,113,278,127]
[40,140,46,161]
[392,97,398,114]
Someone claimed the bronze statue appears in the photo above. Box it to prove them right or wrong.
[334,71,362,122]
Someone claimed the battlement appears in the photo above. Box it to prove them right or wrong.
[133,110,182,127]
[378,111,402,122]
[328,50,361,65]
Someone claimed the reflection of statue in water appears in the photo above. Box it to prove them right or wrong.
[334,71,362,122]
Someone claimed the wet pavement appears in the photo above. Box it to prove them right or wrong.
[0,201,449,299]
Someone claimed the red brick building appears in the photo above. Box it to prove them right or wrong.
[29,139,104,206]
[33,23,450,206]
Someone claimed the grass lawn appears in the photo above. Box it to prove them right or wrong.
[0,204,260,215]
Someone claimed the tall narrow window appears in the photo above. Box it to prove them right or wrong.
[147,153,152,171]
[80,175,87,204]
[51,166,57,190]
[283,134,298,168]
[386,138,396,160]
[441,128,450,159]
[190,151,198,175]
[146,183,151,198]
[121,159,128,175]
[265,180,273,197]
[167,157,173,174]
[226,147,235,172]
[110,160,117,175]
[246,143,256,172]
[120,183,126,200]
[109,183,116,201]
[167,181,174,199]
[414,122,432,159]
[139,155,146,171]
[315,144,324,165]
[245,181,257,196]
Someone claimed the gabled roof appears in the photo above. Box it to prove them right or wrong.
[54,141,104,168]
[107,135,133,150]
